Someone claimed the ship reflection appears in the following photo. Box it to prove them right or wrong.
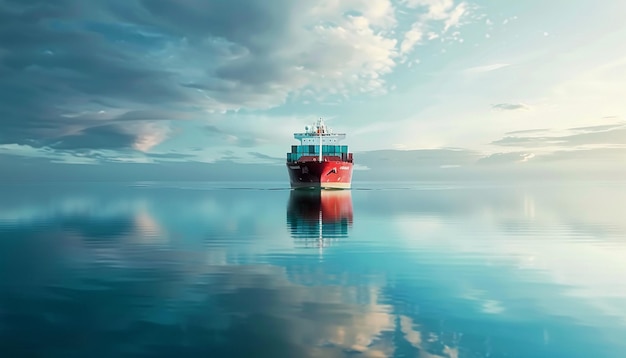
[286,190,353,248]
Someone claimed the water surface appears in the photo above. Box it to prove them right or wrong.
[1,181,625,357]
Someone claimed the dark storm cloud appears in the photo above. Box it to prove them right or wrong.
[123,0,296,49]
[1,0,406,156]
[0,0,202,151]
[0,0,313,153]
[104,0,378,106]
[115,110,187,121]
[48,125,136,150]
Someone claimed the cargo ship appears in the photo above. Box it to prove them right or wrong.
[286,118,354,189]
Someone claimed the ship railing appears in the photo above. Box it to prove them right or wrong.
[294,133,346,136]
[286,153,353,163]
[290,145,349,153]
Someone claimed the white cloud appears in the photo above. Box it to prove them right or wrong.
[0,0,483,159]
[503,15,518,25]
[356,0,398,29]
[400,26,424,55]
[311,0,397,29]
[427,31,440,40]
[463,63,511,74]
[173,2,406,110]
[520,153,535,162]
[0,144,47,157]
[303,15,399,95]
[399,0,471,55]
[443,2,468,32]
[131,124,171,152]
[403,0,455,20]
[0,143,106,164]
[491,103,532,111]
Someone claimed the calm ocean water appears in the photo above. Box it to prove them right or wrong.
[1,181,625,358]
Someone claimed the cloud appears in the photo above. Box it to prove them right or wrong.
[357,148,481,169]
[0,0,480,161]
[492,136,553,147]
[0,0,197,152]
[569,124,625,132]
[248,151,284,163]
[477,147,626,170]
[205,125,224,135]
[491,103,531,111]
[44,122,171,152]
[3,144,625,182]
[552,128,626,147]
[47,125,137,151]
[427,31,440,40]
[505,128,550,135]
[130,123,171,152]
[536,147,626,163]
[116,0,403,104]
[146,152,195,159]
[464,63,510,74]
[403,0,455,20]
[492,123,626,148]
[443,2,468,32]
[477,152,535,165]
[400,26,424,55]
[0,0,406,155]
[1,184,475,357]
[397,0,471,55]
[203,115,299,148]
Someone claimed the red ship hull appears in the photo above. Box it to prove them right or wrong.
[286,158,353,189]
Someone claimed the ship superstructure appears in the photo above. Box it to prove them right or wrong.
[286,118,354,189]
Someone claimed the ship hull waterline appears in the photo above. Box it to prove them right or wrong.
[286,161,353,190]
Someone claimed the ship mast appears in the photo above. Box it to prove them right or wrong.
[318,118,323,162]
[293,118,346,147]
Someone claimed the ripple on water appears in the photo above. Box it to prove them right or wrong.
[0,182,625,357]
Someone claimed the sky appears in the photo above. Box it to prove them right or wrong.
[1,0,625,181]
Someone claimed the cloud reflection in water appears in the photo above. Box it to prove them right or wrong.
[0,182,625,357]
